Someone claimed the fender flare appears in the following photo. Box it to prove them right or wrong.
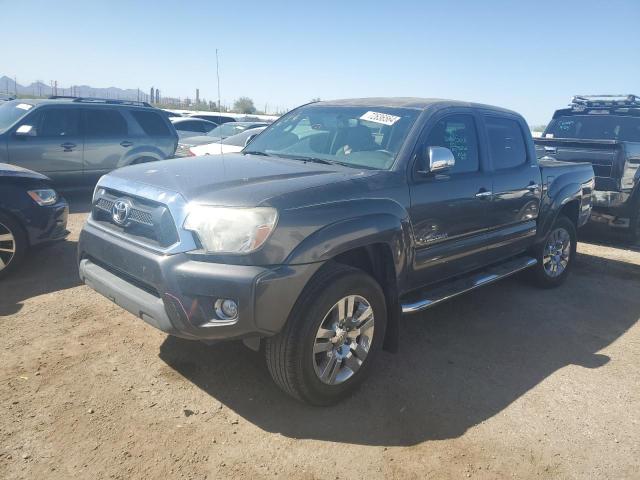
[537,182,583,242]
[284,213,410,279]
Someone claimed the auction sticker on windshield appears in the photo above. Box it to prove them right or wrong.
[360,111,401,126]
[16,103,33,111]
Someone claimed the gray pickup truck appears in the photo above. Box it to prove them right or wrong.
[78,98,594,405]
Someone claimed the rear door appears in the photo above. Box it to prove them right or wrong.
[129,109,177,157]
[408,110,494,286]
[82,107,132,184]
[482,114,542,260]
[7,106,84,186]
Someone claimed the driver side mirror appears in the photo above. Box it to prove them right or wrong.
[15,124,35,137]
[244,134,257,147]
[418,146,455,175]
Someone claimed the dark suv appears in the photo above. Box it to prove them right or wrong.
[0,97,178,187]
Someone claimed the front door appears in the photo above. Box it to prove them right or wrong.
[7,107,83,187]
[408,112,493,287]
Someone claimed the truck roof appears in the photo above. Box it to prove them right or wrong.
[315,97,519,116]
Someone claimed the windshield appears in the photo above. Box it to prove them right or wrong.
[0,100,33,132]
[244,105,420,169]
[546,115,640,142]
[206,123,250,138]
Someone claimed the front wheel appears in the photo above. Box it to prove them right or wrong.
[530,215,577,288]
[265,263,387,405]
[0,212,27,281]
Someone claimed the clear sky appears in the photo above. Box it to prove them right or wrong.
[1,0,638,124]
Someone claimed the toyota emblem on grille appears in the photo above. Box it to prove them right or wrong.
[111,199,132,225]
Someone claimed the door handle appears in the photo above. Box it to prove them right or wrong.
[120,141,133,148]
[60,142,76,150]
[526,183,541,192]
[475,189,493,199]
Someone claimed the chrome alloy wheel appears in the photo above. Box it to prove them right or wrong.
[0,222,16,272]
[313,295,375,385]
[543,227,571,278]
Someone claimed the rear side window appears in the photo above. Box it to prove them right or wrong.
[424,114,479,174]
[85,109,128,136]
[485,117,527,169]
[131,110,171,136]
[175,120,205,132]
[38,108,80,137]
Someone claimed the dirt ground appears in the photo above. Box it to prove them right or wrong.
[1,192,639,480]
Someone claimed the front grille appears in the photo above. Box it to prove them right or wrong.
[92,189,179,248]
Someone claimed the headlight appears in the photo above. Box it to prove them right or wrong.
[27,189,58,206]
[183,206,278,254]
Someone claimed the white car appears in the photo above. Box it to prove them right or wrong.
[189,127,266,156]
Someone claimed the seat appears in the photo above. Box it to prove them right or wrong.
[334,125,378,155]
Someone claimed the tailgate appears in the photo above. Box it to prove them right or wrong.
[535,138,623,191]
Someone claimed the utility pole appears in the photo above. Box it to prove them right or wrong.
[216,49,221,112]
[14,76,18,96]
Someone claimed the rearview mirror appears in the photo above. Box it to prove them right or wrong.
[15,124,35,136]
[428,146,455,173]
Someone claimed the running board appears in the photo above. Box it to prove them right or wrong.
[401,256,537,314]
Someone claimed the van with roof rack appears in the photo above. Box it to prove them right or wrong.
[535,94,640,241]
[0,96,178,187]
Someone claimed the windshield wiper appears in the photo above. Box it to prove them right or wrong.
[243,150,271,157]
[275,153,335,165]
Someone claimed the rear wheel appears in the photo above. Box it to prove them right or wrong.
[0,212,27,280]
[530,215,576,288]
[265,263,386,405]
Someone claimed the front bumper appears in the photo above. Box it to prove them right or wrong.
[78,222,322,341]
[589,190,635,229]
[591,190,630,209]
[24,197,70,245]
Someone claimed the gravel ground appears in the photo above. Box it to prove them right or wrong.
[1,193,639,479]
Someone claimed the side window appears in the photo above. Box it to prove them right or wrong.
[424,114,479,174]
[85,109,128,137]
[130,110,171,136]
[37,108,80,137]
[485,117,527,169]
[176,121,201,132]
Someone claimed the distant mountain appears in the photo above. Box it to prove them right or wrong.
[0,75,149,101]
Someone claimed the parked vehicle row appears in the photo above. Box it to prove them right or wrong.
[173,121,269,157]
[77,97,595,405]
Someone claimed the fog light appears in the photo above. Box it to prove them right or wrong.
[214,298,238,320]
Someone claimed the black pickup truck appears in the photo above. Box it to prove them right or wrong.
[78,98,594,405]
[535,95,640,240]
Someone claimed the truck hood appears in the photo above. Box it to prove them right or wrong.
[107,153,378,208]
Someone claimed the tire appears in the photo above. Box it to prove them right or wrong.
[530,214,577,288]
[0,212,27,281]
[265,263,387,406]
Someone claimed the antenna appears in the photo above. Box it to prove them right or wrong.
[216,49,223,155]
